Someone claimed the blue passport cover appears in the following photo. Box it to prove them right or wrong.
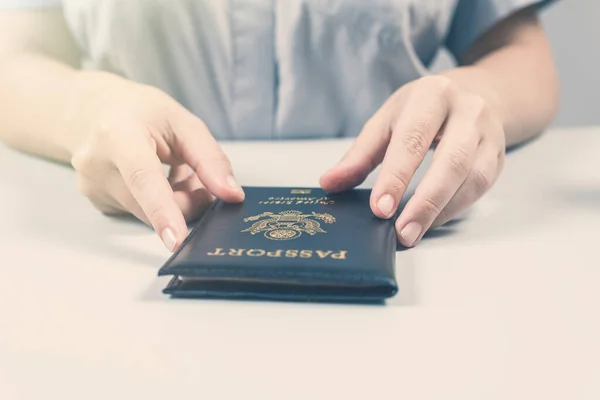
[158,187,398,302]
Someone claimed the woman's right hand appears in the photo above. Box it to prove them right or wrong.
[69,72,244,252]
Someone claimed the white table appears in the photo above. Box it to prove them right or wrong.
[1,126,599,400]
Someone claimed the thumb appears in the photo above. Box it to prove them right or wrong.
[166,105,245,203]
[320,112,392,193]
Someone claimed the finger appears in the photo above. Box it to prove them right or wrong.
[168,162,195,185]
[430,146,504,229]
[393,113,479,247]
[89,196,126,216]
[103,172,152,225]
[371,77,452,219]
[78,169,152,225]
[172,174,215,221]
[112,123,189,252]
[111,168,212,225]
[320,107,393,193]
[87,190,127,216]
[77,174,128,216]
[168,106,245,203]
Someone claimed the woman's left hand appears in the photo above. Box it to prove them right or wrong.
[320,75,506,247]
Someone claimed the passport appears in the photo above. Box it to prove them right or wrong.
[158,187,398,303]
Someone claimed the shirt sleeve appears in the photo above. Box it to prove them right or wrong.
[0,0,61,10]
[445,0,556,60]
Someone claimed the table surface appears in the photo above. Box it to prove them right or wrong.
[1,126,599,400]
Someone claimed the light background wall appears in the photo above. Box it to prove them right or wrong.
[431,0,598,128]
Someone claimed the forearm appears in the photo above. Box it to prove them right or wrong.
[1,53,78,163]
[441,43,559,148]
[440,6,559,148]
[0,53,75,162]
[0,53,123,164]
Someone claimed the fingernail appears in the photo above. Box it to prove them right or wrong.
[400,222,422,247]
[377,194,395,218]
[227,175,244,194]
[161,227,177,252]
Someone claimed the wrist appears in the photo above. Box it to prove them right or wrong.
[439,67,509,133]
[61,70,129,156]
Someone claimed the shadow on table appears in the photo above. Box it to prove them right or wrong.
[550,186,600,209]
[2,137,568,307]
[387,249,419,307]
[141,273,420,307]
[141,252,420,307]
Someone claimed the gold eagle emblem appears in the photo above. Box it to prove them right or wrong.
[241,210,336,240]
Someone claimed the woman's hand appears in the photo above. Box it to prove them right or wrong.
[69,72,244,252]
[320,75,506,247]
